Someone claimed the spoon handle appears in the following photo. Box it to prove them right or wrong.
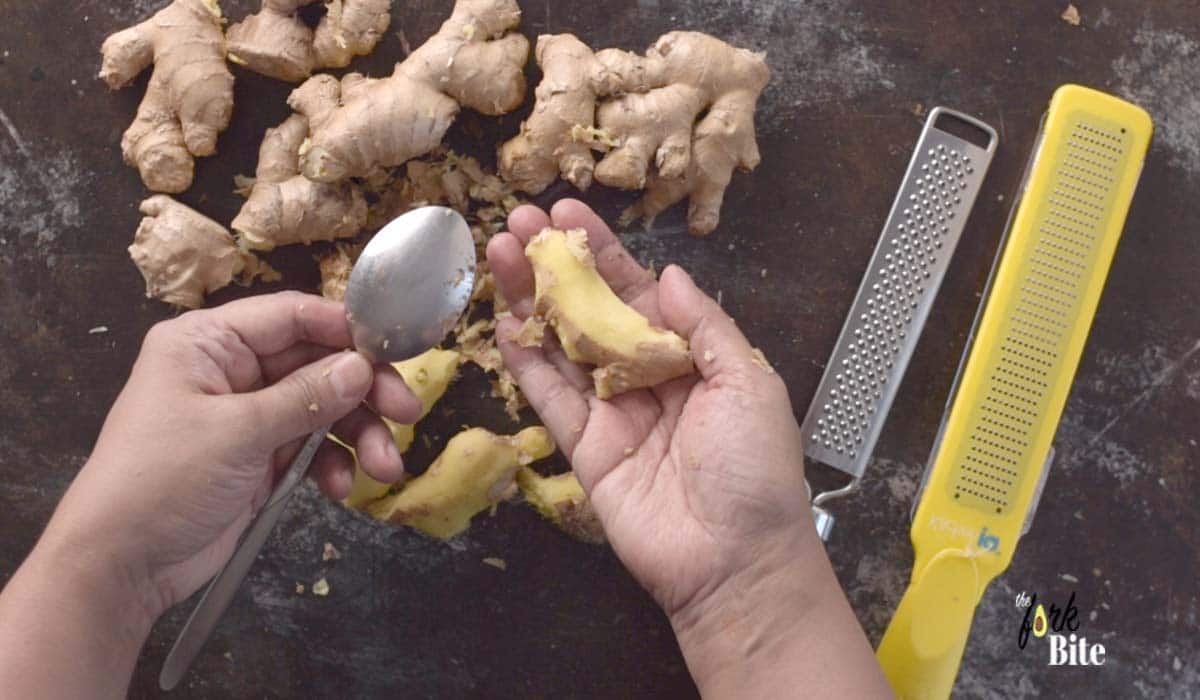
[159,426,330,690]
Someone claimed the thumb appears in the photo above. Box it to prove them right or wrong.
[658,264,763,383]
[248,350,373,445]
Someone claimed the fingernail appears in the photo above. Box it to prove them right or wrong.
[328,351,372,400]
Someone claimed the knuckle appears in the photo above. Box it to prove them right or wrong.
[283,370,325,420]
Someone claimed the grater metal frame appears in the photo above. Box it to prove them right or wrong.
[802,107,999,539]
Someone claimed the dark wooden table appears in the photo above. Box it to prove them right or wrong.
[2,1,1197,697]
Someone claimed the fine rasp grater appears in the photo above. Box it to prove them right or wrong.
[801,107,998,539]
[877,85,1153,699]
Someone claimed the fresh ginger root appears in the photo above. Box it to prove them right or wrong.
[524,228,694,398]
[128,195,277,308]
[368,427,554,539]
[233,113,367,250]
[290,0,529,183]
[516,468,605,544]
[226,0,392,82]
[99,0,235,193]
[343,348,461,509]
[499,32,769,236]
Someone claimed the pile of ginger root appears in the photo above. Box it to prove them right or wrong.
[98,0,771,543]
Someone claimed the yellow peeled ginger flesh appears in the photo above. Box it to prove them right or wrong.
[516,468,605,544]
[524,228,694,398]
[368,426,554,539]
[342,347,461,509]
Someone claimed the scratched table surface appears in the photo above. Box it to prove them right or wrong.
[2,0,1198,697]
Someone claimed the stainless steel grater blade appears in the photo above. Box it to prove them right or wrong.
[801,108,998,481]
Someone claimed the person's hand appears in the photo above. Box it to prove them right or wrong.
[489,199,812,614]
[488,201,890,698]
[43,292,421,622]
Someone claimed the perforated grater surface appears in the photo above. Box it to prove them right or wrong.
[801,108,998,506]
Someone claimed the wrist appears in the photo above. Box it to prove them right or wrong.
[0,527,156,698]
[31,524,160,638]
[668,528,843,696]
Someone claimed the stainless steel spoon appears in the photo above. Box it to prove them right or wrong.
[159,206,476,690]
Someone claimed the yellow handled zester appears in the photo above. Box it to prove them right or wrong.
[876,85,1152,699]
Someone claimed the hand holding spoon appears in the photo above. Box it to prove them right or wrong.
[160,206,476,690]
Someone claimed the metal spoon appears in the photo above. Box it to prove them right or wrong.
[160,206,475,690]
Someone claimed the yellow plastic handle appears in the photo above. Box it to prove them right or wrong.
[876,548,986,700]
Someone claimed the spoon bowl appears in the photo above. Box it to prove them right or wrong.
[346,206,476,363]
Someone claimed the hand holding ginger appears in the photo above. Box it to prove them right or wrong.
[488,200,891,697]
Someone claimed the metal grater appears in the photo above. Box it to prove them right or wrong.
[877,85,1153,699]
[801,108,998,539]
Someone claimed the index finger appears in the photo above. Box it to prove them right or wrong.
[196,291,353,357]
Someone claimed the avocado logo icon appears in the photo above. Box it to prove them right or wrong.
[1033,604,1048,638]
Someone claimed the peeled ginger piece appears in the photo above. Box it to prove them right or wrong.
[368,427,554,539]
[342,347,460,509]
[524,228,694,398]
[516,468,605,544]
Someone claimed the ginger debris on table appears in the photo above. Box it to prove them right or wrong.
[233,113,367,250]
[227,0,392,82]
[128,195,278,309]
[316,242,361,301]
[368,427,554,540]
[290,0,529,184]
[524,228,694,398]
[99,0,235,194]
[342,347,462,509]
[499,32,769,236]
[516,468,605,544]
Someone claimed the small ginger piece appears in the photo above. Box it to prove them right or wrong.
[343,348,461,509]
[227,0,392,82]
[499,32,769,236]
[290,0,528,183]
[317,242,360,301]
[99,0,235,193]
[525,229,694,398]
[1061,4,1081,26]
[233,113,367,250]
[516,468,605,544]
[128,195,274,308]
[368,427,554,539]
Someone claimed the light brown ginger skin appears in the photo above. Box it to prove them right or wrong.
[226,0,392,82]
[232,113,367,250]
[317,243,358,301]
[496,34,604,193]
[99,0,235,194]
[499,31,769,236]
[128,195,264,309]
[290,0,529,183]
